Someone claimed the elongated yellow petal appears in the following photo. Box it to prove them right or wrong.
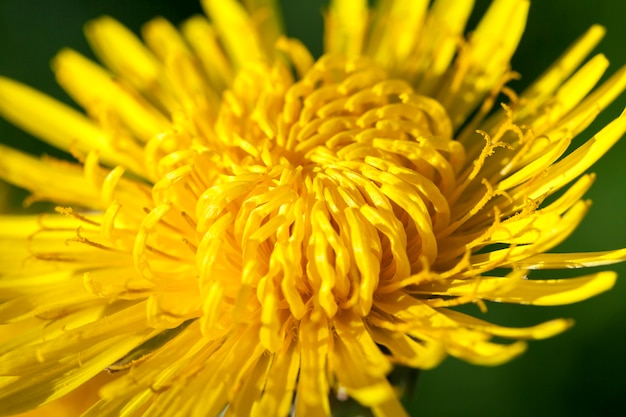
[85,16,160,92]
[525,109,626,200]
[441,309,573,339]
[556,64,626,136]
[242,0,283,57]
[0,279,95,323]
[422,271,616,306]
[0,77,142,172]
[296,314,330,417]
[368,325,446,369]
[0,334,145,416]
[441,0,528,127]
[442,332,528,366]
[529,54,609,134]
[496,135,571,191]
[413,0,475,92]
[325,0,369,59]
[516,25,606,120]
[251,341,299,417]
[53,49,170,145]
[0,145,103,207]
[181,16,234,92]
[331,317,400,410]
[0,302,147,375]
[202,0,265,68]
[515,249,626,269]
[364,0,429,67]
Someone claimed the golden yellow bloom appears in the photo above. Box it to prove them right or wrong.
[1,0,626,416]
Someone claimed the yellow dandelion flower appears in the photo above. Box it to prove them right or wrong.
[1,1,626,416]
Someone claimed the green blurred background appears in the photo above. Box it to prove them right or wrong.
[1,1,625,416]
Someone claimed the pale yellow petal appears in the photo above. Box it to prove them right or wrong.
[474,201,591,272]
[181,16,234,92]
[242,0,283,57]
[141,17,220,137]
[295,314,330,417]
[331,317,400,411]
[413,0,475,93]
[524,109,626,200]
[422,271,616,306]
[556,64,626,136]
[529,54,609,134]
[0,77,142,172]
[364,0,429,67]
[515,249,626,269]
[0,302,147,375]
[85,16,161,93]
[0,332,146,416]
[368,324,446,369]
[442,0,528,127]
[251,342,299,417]
[202,0,265,68]
[514,25,606,122]
[440,309,572,339]
[442,332,527,366]
[324,0,369,59]
[0,146,103,208]
[53,49,170,144]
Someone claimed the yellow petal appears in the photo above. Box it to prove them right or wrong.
[413,0,475,93]
[0,77,141,172]
[331,316,400,410]
[202,0,265,68]
[441,309,573,339]
[295,314,330,417]
[496,134,571,191]
[181,16,234,92]
[324,0,369,59]
[442,331,528,366]
[422,271,616,306]
[276,37,315,79]
[251,341,299,417]
[0,146,103,208]
[0,302,147,375]
[515,25,606,122]
[228,354,271,416]
[529,54,609,134]
[85,16,160,93]
[515,248,626,269]
[0,277,95,323]
[53,49,170,144]
[242,0,283,58]
[556,64,626,136]
[142,17,220,128]
[365,0,429,67]
[524,109,626,200]
[0,333,146,416]
[442,0,528,127]
[470,200,590,270]
[368,324,446,369]
[141,17,190,60]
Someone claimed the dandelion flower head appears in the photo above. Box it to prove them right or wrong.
[1,0,626,416]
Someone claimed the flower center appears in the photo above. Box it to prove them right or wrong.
[183,55,467,350]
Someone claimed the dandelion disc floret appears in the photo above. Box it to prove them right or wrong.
[198,55,461,331]
[1,0,626,416]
